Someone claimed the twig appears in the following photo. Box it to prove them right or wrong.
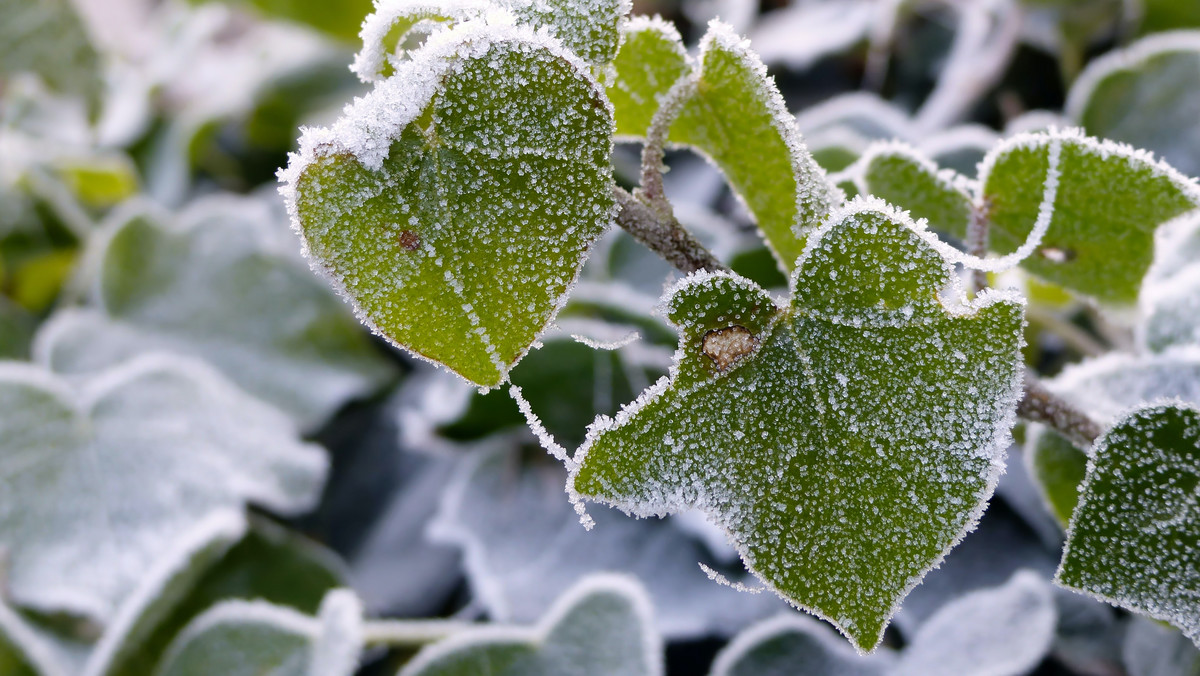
[361,619,478,647]
[965,202,990,295]
[639,75,697,209]
[1017,371,1103,449]
[613,187,729,274]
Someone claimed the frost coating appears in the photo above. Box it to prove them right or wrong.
[710,613,891,676]
[155,589,363,676]
[281,21,616,387]
[1058,402,1200,647]
[352,0,629,82]
[398,574,663,676]
[0,356,327,623]
[667,20,839,272]
[606,15,689,139]
[852,141,977,237]
[569,198,1025,651]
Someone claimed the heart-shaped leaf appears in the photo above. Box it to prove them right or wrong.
[430,444,782,640]
[398,575,662,676]
[282,22,615,388]
[569,197,1025,651]
[1057,402,1200,647]
[0,355,327,623]
[607,16,689,139]
[854,142,974,238]
[36,199,394,431]
[666,22,837,272]
[155,590,362,676]
[1067,32,1200,177]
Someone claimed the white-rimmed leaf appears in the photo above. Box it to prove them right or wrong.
[36,200,394,431]
[0,0,103,116]
[0,600,81,676]
[668,21,837,271]
[281,21,615,388]
[1057,402,1200,646]
[430,444,783,640]
[892,571,1056,676]
[569,197,1025,651]
[1123,616,1200,676]
[0,355,327,623]
[855,142,975,237]
[155,590,362,676]
[398,575,662,676]
[709,613,892,676]
[607,16,689,139]
[1067,31,1200,177]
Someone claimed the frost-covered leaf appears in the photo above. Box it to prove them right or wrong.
[1123,616,1200,676]
[709,614,892,676]
[1057,402,1200,646]
[352,0,627,82]
[0,599,80,676]
[0,0,103,116]
[607,16,689,139]
[668,21,837,272]
[570,198,1025,651]
[980,128,1199,305]
[0,355,327,622]
[81,512,248,676]
[89,515,348,676]
[1027,348,1200,525]
[891,571,1056,676]
[282,21,614,388]
[0,297,36,360]
[398,575,662,676]
[36,201,394,431]
[430,445,783,640]
[856,142,974,238]
[1143,268,1200,352]
[1067,32,1200,178]
[155,590,362,676]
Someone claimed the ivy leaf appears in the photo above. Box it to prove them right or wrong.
[0,356,327,623]
[1026,348,1200,525]
[569,198,1025,651]
[607,16,689,138]
[668,22,837,272]
[1067,33,1200,177]
[890,571,1056,676]
[855,143,975,238]
[709,614,892,676]
[36,201,394,431]
[979,129,1199,306]
[352,0,627,82]
[0,0,103,117]
[155,590,362,676]
[1057,402,1200,646]
[398,575,662,676]
[87,516,347,676]
[430,445,783,640]
[282,22,615,388]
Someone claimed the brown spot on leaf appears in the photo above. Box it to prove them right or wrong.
[702,326,758,372]
[398,230,421,251]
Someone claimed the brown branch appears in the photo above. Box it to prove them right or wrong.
[613,186,729,275]
[1017,371,1103,449]
[965,202,990,295]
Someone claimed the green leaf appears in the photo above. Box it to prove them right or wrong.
[1123,616,1200,676]
[1026,348,1200,526]
[569,198,1025,651]
[352,0,628,82]
[81,512,248,676]
[430,445,781,640]
[193,0,373,42]
[0,599,80,676]
[0,297,36,360]
[88,516,347,676]
[1067,33,1200,177]
[398,575,662,676]
[156,590,362,676]
[606,16,689,138]
[0,356,327,623]
[980,128,1199,305]
[856,142,975,238]
[710,614,891,676]
[283,23,615,388]
[36,199,394,431]
[0,0,103,117]
[668,22,837,273]
[1057,402,1200,647]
